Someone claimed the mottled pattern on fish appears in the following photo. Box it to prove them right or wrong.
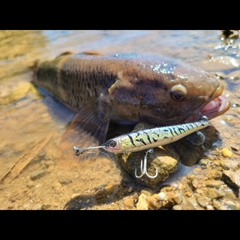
[34,52,226,124]
[102,116,209,154]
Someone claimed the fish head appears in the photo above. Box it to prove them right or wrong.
[107,56,229,125]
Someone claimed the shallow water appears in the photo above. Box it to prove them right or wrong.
[0,30,239,210]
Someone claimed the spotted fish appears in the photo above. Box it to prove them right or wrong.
[33,52,229,158]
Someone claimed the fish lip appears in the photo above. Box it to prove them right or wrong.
[184,83,230,122]
[200,95,230,119]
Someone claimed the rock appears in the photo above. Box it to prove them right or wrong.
[41,204,52,210]
[220,159,240,170]
[181,196,204,210]
[172,205,182,210]
[221,148,233,158]
[222,169,240,188]
[202,180,222,189]
[118,146,179,188]
[146,194,162,210]
[136,193,148,210]
[212,199,227,210]
[197,197,212,208]
[206,169,222,180]
[30,169,46,181]
[206,205,214,210]
[59,179,72,185]
[206,188,223,199]
[221,198,239,210]
[32,203,41,210]
[52,182,62,189]
[123,196,135,209]
[192,178,200,189]
[157,192,166,200]
[173,191,183,205]
[117,122,179,188]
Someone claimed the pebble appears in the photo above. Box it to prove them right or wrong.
[197,197,211,208]
[202,180,222,189]
[53,182,62,189]
[157,192,166,200]
[212,200,227,210]
[32,203,41,210]
[206,205,214,210]
[136,194,148,210]
[173,192,183,205]
[192,178,200,189]
[30,169,46,181]
[123,197,135,209]
[221,148,233,157]
[206,188,222,199]
[185,191,192,197]
[41,204,51,210]
[172,205,182,210]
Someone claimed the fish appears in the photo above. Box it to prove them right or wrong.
[32,51,230,158]
[73,116,209,155]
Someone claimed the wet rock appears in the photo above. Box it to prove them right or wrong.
[118,146,179,188]
[206,205,214,210]
[181,196,204,210]
[30,169,46,181]
[206,187,223,199]
[202,180,223,189]
[212,199,227,210]
[197,197,212,208]
[222,169,240,188]
[221,198,240,210]
[206,169,222,180]
[220,159,240,170]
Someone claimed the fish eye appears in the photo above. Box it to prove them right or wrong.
[105,139,117,148]
[170,84,187,101]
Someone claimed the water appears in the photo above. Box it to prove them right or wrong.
[0,30,239,210]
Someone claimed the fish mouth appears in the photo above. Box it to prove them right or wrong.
[200,95,230,119]
[185,84,230,122]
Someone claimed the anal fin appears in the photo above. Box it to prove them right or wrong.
[57,101,110,160]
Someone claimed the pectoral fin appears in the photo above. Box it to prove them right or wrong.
[57,100,110,160]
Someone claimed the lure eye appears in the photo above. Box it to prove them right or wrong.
[105,139,117,148]
[170,84,187,101]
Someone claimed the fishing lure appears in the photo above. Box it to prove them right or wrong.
[73,115,209,155]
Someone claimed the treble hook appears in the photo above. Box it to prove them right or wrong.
[135,149,158,179]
